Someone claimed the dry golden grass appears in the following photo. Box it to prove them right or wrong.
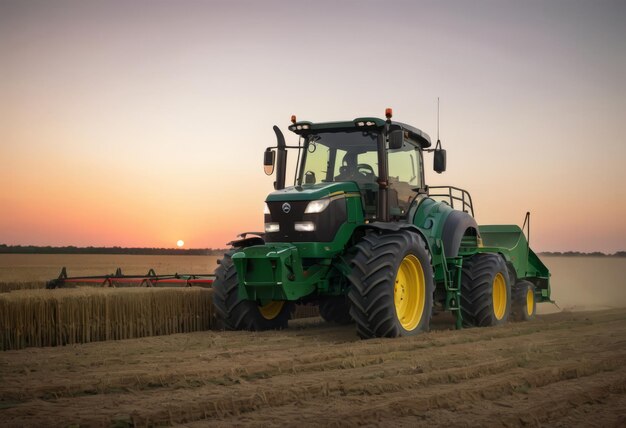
[0,281,46,293]
[0,284,319,351]
[0,254,320,351]
[0,287,214,350]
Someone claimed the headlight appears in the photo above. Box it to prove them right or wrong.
[264,223,280,233]
[264,203,270,215]
[304,199,330,214]
[294,221,316,232]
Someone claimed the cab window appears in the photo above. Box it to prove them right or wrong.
[388,141,421,217]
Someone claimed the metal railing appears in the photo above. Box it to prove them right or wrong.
[428,186,475,217]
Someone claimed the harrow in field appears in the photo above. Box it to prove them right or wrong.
[46,267,215,289]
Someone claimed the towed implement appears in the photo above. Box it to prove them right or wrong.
[213,109,551,338]
[47,267,215,289]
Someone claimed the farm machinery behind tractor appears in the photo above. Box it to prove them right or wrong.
[211,108,551,338]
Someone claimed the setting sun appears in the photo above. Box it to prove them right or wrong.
[176,240,184,248]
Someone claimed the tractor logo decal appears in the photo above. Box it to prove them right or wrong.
[282,203,291,214]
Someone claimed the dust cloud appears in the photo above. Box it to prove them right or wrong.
[539,256,626,313]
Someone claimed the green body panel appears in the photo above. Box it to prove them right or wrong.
[267,181,360,202]
[412,198,475,327]
[232,243,332,302]
[231,241,347,302]
[479,225,551,301]
[411,198,459,283]
[232,182,364,302]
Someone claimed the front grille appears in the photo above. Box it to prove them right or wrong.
[264,199,347,242]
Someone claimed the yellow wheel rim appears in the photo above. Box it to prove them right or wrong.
[259,301,284,320]
[492,273,507,320]
[394,254,426,331]
[526,288,534,316]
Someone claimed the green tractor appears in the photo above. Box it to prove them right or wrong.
[212,109,550,338]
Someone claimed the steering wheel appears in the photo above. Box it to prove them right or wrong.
[357,163,375,177]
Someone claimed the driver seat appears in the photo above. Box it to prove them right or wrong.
[335,153,376,183]
[335,153,359,182]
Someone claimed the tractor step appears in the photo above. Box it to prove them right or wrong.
[438,240,464,329]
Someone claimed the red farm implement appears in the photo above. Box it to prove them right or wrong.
[46,267,215,289]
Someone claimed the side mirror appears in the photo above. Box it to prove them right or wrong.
[434,145,446,174]
[263,149,275,175]
[388,125,404,150]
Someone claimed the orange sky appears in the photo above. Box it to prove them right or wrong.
[1,0,625,252]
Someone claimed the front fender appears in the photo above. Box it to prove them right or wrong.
[355,221,434,256]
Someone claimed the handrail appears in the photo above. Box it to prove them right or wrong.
[428,186,475,217]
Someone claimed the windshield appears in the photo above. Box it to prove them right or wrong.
[298,130,423,219]
[299,131,379,185]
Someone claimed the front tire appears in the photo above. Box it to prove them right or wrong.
[347,231,434,339]
[212,251,293,331]
[460,253,511,327]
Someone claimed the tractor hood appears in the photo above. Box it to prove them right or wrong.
[266,182,361,202]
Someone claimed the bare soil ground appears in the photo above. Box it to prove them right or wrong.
[1,255,624,426]
[1,308,625,427]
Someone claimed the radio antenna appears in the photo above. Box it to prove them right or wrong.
[437,97,440,142]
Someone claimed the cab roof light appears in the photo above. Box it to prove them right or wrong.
[289,122,310,131]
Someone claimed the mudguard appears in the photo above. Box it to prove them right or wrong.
[441,210,479,257]
[228,232,265,249]
[356,221,433,254]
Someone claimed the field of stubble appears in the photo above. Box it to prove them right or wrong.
[1,254,625,427]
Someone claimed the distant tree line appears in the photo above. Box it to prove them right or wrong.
[1,245,624,257]
[0,244,227,256]
[538,251,626,257]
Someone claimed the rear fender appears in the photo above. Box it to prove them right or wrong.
[441,210,479,257]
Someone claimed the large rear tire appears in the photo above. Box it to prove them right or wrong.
[319,297,353,324]
[460,253,511,327]
[347,231,434,339]
[511,280,536,321]
[212,251,293,331]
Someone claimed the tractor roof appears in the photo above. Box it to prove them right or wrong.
[288,117,431,149]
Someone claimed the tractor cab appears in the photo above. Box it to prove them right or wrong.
[264,110,439,226]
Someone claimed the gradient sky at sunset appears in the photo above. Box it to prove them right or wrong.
[1,0,625,252]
